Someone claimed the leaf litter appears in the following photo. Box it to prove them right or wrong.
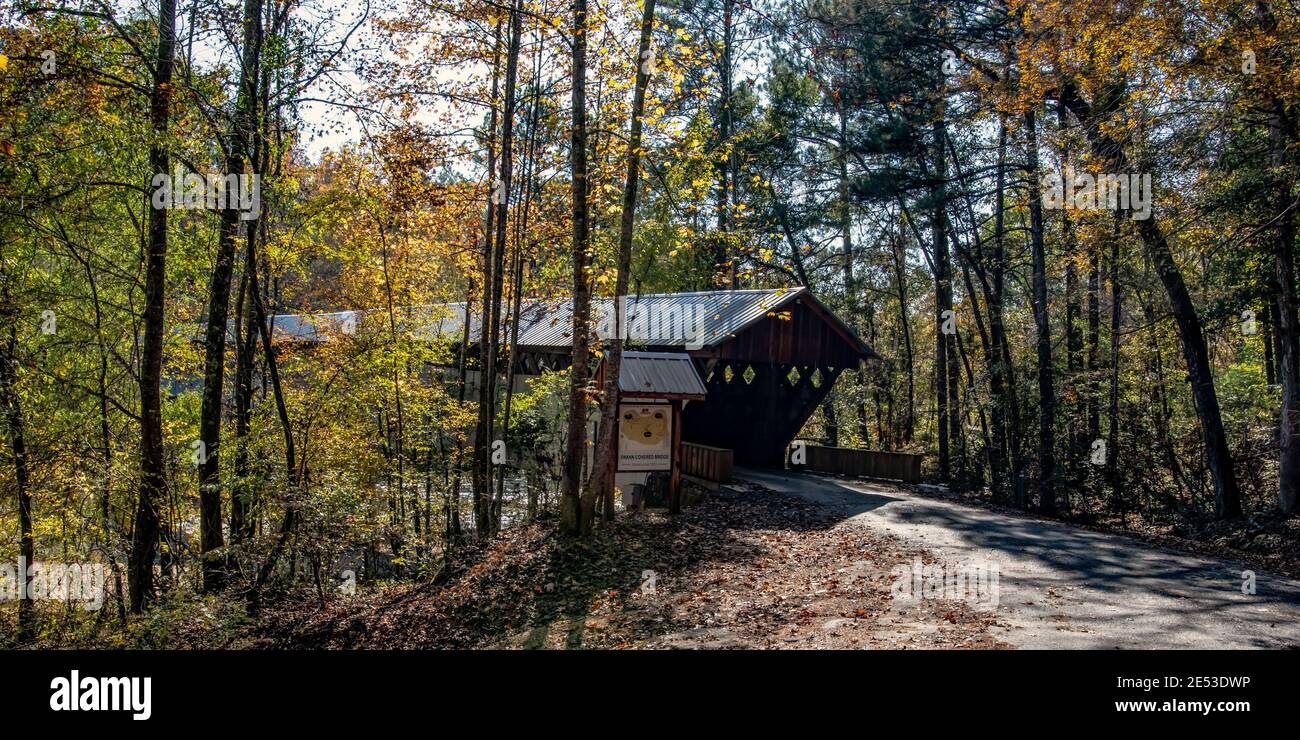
[249,485,1006,650]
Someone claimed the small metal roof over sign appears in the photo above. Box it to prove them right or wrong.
[614,352,707,400]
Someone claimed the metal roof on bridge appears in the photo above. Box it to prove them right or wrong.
[265,287,875,359]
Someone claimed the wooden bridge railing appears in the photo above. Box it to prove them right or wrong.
[799,444,923,483]
[681,442,734,484]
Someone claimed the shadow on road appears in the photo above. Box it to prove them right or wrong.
[735,466,1300,648]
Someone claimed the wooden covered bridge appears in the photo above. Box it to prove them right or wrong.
[270,287,877,468]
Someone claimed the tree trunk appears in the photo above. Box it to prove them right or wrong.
[448,285,474,545]
[129,0,177,613]
[246,34,299,601]
[489,3,524,533]
[1058,106,1083,486]
[587,0,657,520]
[1263,304,1276,386]
[248,235,300,601]
[987,118,1012,500]
[0,284,33,639]
[495,36,547,527]
[230,252,257,546]
[1107,218,1123,504]
[837,101,861,445]
[197,205,237,592]
[1268,94,1300,514]
[472,20,505,540]
[1087,237,1101,448]
[560,0,594,536]
[1256,1,1300,513]
[891,221,915,444]
[476,2,523,538]
[932,117,953,482]
[1024,109,1057,515]
[197,0,263,592]
[1064,223,1082,479]
[713,0,736,287]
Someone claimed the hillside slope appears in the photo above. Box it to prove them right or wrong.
[251,488,1003,649]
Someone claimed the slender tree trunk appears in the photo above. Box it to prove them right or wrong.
[892,220,915,444]
[482,0,523,536]
[1107,218,1123,504]
[246,33,299,600]
[1269,105,1300,513]
[1064,223,1082,479]
[1087,238,1101,448]
[933,117,952,482]
[495,36,546,527]
[935,112,963,485]
[0,285,33,639]
[862,305,877,446]
[587,0,657,519]
[197,0,263,592]
[230,258,256,546]
[197,208,237,592]
[448,287,474,545]
[248,239,299,600]
[375,223,411,562]
[472,21,505,539]
[1058,106,1083,486]
[987,118,1011,500]
[1025,109,1056,515]
[1263,304,1276,385]
[496,245,524,524]
[79,255,126,618]
[129,0,177,613]
[713,0,736,287]
[560,0,594,536]
[955,256,991,484]
[1255,2,1300,514]
[1271,301,1284,383]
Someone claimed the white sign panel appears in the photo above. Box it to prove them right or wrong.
[618,404,672,471]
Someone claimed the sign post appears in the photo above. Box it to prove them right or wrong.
[669,399,683,514]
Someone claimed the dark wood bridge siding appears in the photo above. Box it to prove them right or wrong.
[682,297,859,467]
[698,296,861,369]
[799,445,923,482]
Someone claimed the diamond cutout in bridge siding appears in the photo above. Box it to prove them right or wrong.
[724,365,734,383]
[787,366,801,385]
[743,365,756,384]
[811,368,823,388]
